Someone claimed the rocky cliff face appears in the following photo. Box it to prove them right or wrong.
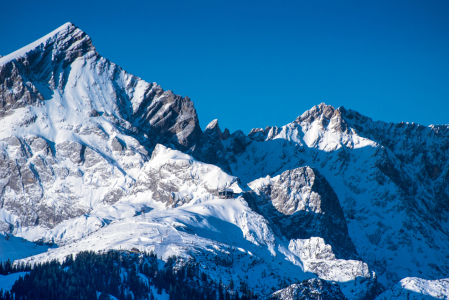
[269,279,347,300]
[0,23,202,230]
[204,103,449,288]
[133,144,243,208]
[247,167,358,261]
[0,24,93,117]
[1,23,448,300]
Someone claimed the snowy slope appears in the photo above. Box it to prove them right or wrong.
[216,103,449,288]
[12,143,243,244]
[376,277,449,299]
[14,196,307,296]
[1,23,448,300]
[6,142,374,299]
[14,194,373,299]
[0,234,51,262]
[0,22,200,231]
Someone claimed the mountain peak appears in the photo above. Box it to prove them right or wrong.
[0,22,97,117]
[204,119,223,138]
[295,103,336,124]
[205,119,220,131]
[0,22,88,66]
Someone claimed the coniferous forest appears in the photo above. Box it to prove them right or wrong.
[0,251,257,300]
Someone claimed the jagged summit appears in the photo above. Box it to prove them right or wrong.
[205,119,220,130]
[295,102,336,123]
[1,24,449,300]
[204,119,223,140]
[0,22,97,117]
[204,119,231,141]
[0,22,201,149]
[0,22,94,67]
[0,22,202,229]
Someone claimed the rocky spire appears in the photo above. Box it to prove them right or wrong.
[204,119,223,139]
[0,22,96,117]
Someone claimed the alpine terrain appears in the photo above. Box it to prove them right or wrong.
[0,22,448,299]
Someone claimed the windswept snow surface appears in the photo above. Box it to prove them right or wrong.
[2,23,448,300]
[376,277,449,299]
[14,197,313,297]
[233,104,449,288]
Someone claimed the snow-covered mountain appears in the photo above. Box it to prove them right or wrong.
[220,104,449,290]
[0,22,201,230]
[0,23,448,299]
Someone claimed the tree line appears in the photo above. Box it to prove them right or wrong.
[0,250,257,300]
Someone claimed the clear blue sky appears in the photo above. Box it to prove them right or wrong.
[1,0,448,133]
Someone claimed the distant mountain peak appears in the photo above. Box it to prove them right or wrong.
[295,102,337,123]
[204,119,231,141]
[1,24,449,300]
[205,119,220,131]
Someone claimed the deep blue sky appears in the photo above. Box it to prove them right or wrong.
[1,0,448,133]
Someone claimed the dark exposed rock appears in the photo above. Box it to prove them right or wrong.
[56,141,85,165]
[30,137,52,155]
[222,128,230,140]
[0,62,44,118]
[204,119,222,140]
[0,23,95,118]
[248,126,281,142]
[295,103,335,124]
[134,90,202,152]
[88,109,100,117]
[111,137,125,152]
[102,187,126,205]
[248,167,359,260]
[269,279,347,300]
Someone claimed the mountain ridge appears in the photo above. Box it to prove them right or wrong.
[0,22,448,300]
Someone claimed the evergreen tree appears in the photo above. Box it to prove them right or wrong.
[219,277,224,300]
[1,250,258,300]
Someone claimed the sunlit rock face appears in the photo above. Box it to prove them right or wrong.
[269,279,346,300]
[213,102,449,288]
[247,166,359,261]
[1,22,449,300]
[0,23,205,230]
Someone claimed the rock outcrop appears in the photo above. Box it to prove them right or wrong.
[1,23,449,300]
[0,23,202,229]
[269,279,347,300]
[247,167,358,260]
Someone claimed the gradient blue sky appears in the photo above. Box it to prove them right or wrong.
[1,0,448,133]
